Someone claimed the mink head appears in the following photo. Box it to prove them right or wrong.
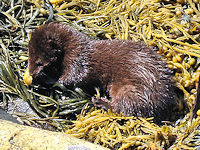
[28,23,67,85]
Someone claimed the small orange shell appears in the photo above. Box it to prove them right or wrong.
[197,109,200,117]
[49,0,63,4]
[23,68,33,85]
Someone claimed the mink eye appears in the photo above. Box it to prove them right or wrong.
[37,61,43,66]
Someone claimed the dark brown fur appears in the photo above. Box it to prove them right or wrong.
[28,23,180,122]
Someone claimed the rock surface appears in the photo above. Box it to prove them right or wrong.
[0,119,108,150]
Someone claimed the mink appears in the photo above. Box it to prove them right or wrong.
[28,23,181,123]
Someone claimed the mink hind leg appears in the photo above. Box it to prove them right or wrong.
[109,84,154,117]
[92,82,181,123]
[109,84,177,123]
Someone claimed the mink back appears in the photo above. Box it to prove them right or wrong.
[28,23,181,122]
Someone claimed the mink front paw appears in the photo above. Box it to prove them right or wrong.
[91,96,112,110]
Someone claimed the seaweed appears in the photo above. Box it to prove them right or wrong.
[0,0,200,149]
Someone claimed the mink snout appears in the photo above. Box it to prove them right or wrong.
[28,23,182,123]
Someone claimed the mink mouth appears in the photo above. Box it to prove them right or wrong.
[32,71,58,86]
[32,64,63,87]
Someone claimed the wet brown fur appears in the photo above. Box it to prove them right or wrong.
[28,23,180,122]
